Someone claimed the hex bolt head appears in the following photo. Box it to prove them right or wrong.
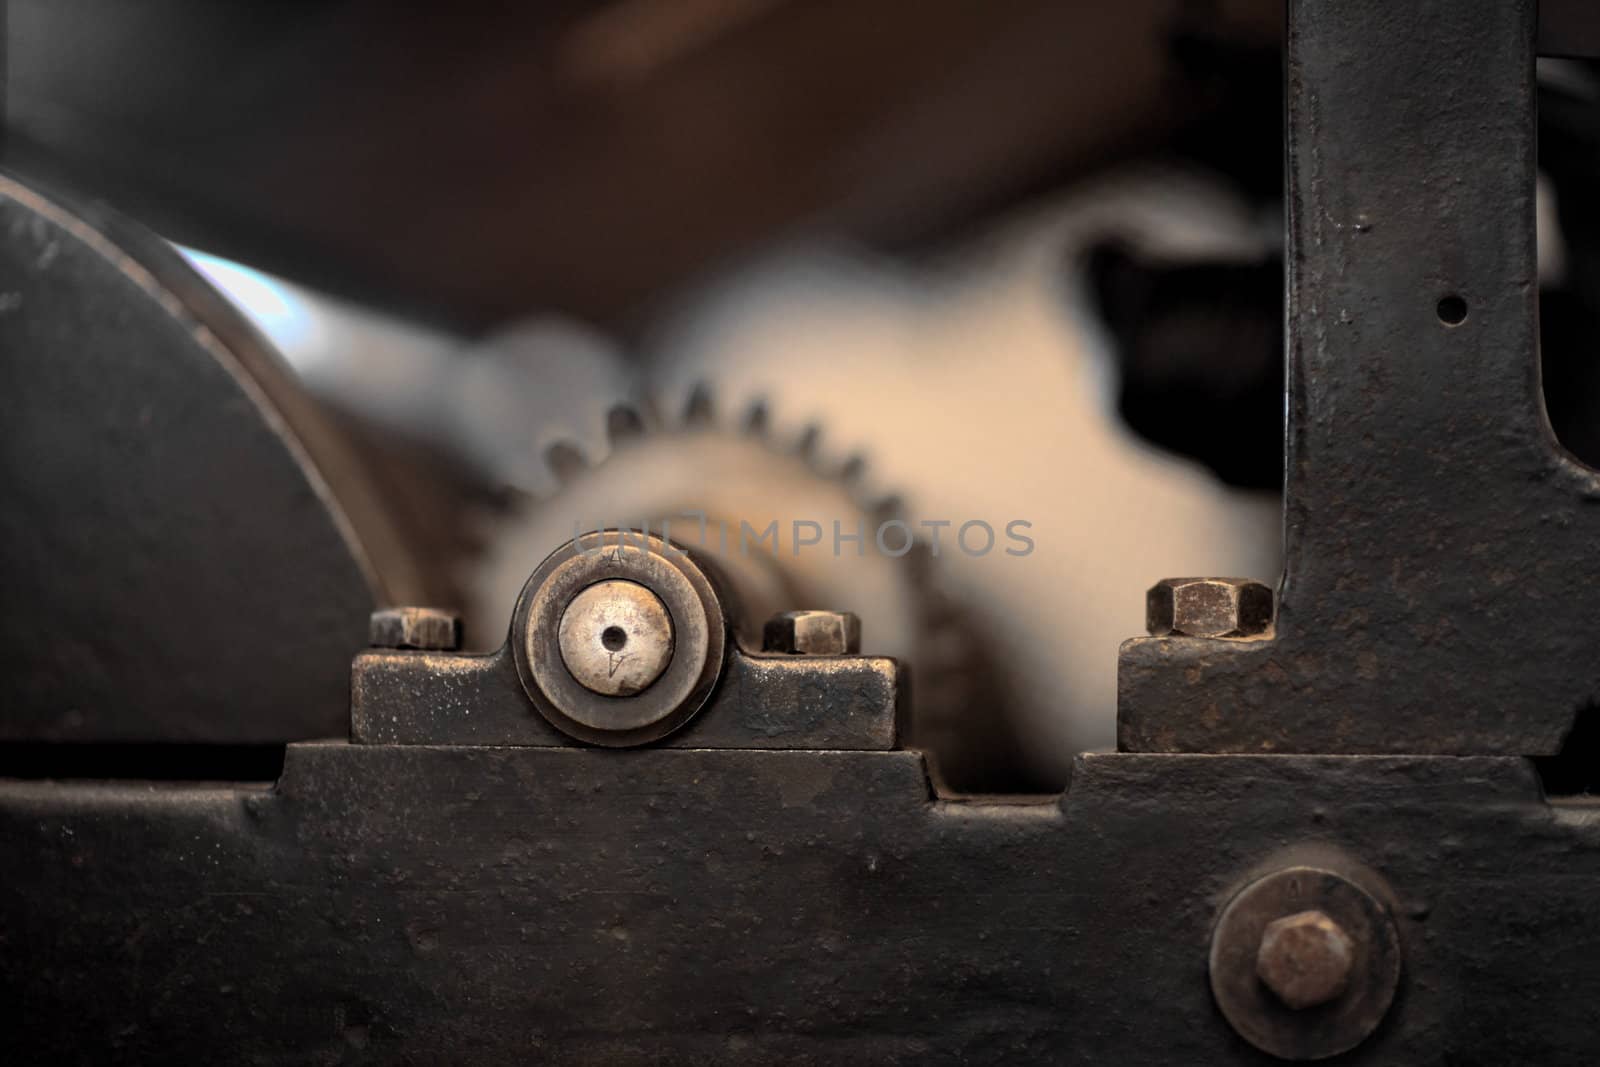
[1256,909,1355,1011]
[1146,577,1274,638]
[763,610,861,655]
[369,607,462,651]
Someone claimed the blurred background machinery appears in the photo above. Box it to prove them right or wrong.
[4,1,1600,792]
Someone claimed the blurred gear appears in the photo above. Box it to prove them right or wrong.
[185,167,1284,791]
[468,383,1029,792]
[450,319,651,499]
[635,170,1283,784]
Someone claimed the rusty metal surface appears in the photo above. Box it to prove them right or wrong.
[351,644,900,752]
[4,750,1598,1063]
[0,172,426,744]
[1120,0,1599,755]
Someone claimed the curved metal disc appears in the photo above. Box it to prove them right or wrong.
[0,172,427,743]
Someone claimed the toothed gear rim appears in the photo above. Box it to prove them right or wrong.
[473,383,1018,791]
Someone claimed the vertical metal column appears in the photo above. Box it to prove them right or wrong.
[1119,0,1600,754]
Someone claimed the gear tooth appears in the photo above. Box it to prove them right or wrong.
[902,538,937,580]
[544,441,588,486]
[870,493,905,523]
[606,405,645,444]
[632,394,667,431]
[497,484,538,513]
[743,399,770,436]
[684,384,715,426]
[795,423,821,458]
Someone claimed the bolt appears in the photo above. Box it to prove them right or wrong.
[369,607,461,651]
[1211,864,1400,1058]
[558,580,675,696]
[1146,577,1273,638]
[1256,909,1355,1010]
[763,610,861,655]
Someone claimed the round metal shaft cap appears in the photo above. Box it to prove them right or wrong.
[514,531,724,745]
[558,580,674,696]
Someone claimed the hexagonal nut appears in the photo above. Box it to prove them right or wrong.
[1146,578,1273,638]
[1256,910,1355,1011]
[369,607,461,651]
[762,610,861,655]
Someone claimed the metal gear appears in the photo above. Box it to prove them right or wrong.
[184,171,1281,790]
[635,177,1283,784]
[465,383,1034,792]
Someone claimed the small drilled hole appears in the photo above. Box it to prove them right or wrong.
[1437,295,1468,326]
[600,625,627,651]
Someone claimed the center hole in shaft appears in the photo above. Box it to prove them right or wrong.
[1436,294,1468,326]
[600,625,628,652]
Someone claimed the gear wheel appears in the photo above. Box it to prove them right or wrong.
[634,179,1282,786]
[464,382,1036,793]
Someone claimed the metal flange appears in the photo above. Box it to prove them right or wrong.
[511,531,727,746]
[1209,863,1402,1060]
